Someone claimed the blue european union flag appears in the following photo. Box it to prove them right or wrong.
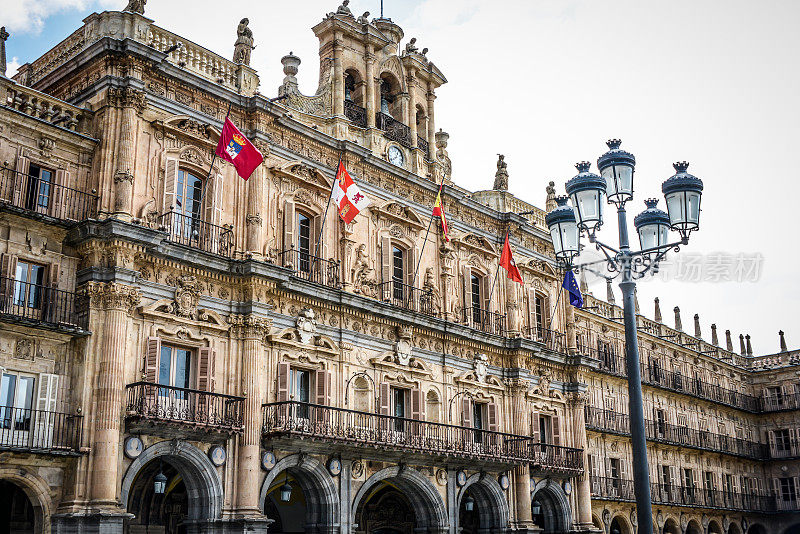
[563,270,583,308]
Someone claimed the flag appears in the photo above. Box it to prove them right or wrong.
[333,160,370,224]
[432,189,450,242]
[499,233,523,284]
[563,270,583,308]
[215,117,264,180]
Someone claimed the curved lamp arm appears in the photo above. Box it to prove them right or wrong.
[448,390,474,424]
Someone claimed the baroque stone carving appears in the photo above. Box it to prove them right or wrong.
[395,326,413,365]
[357,11,370,24]
[351,244,376,297]
[233,18,255,66]
[14,339,35,361]
[473,353,488,382]
[81,282,141,312]
[171,275,202,319]
[229,314,272,340]
[404,38,419,54]
[296,307,317,344]
[494,154,509,191]
[124,0,146,14]
[107,87,146,113]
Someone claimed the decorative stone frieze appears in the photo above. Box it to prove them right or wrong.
[80,282,141,312]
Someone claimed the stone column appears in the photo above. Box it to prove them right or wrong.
[246,165,267,260]
[568,391,594,530]
[566,297,577,352]
[87,282,140,506]
[332,35,344,117]
[340,220,356,291]
[109,87,145,221]
[365,47,376,129]
[232,314,271,518]
[426,85,436,160]
[407,69,418,148]
[509,379,533,529]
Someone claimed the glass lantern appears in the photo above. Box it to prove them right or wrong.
[565,162,606,232]
[597,139,636,205]
[545,196,580,264]
[280,479,293,502]
[464,495,475,512]
[154,470,167,495]
[633,199,671,251]
[661,161,703,238]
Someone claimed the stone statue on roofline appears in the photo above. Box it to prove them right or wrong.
[233,18,255,66]
[357,12,371,25]
[123,0,146,14]
[494,154,509,191]
[337,0,353,16]
[405,38,419,54]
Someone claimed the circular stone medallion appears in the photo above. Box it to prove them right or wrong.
[124,436,144,459]
[208,445,227,467]
[456,470,467,487]
[262,451,277,471]
[498,473,510,490]
[328,458,342,476]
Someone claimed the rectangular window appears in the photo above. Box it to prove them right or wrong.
[651,359,662,383]
[291,368,310,419]
[662,466,672,489]
[175,170,204,238]
[780,478,797,502]
[767,386,784,407]
[776,429,791,452]
[539,414,552,444]
[392,247,404,300]
[534,294,547,337]
[26,164,52,212]
[0,372,35,431]
[158,345,192,401]
[655,409,666,436]
[610,458,621,481]
[392,387,406,432]
[724,474,734,494]
[13,261,46,309]
[471,274,482,325]
[297,213,311,272]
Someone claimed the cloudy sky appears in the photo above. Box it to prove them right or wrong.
[5,0,799,355]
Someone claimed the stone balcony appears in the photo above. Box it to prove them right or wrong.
[0,276,89,334]
[0,165,98,225]
[0,406,84,455]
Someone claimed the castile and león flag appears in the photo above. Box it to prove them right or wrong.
[214,116,264,181]
[333,159,371,224]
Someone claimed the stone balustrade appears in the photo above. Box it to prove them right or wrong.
[1,77,85,132]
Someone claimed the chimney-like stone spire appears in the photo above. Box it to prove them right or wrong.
[579,269,589,295]
[0,27,8,77]
[545,181,557,212]
[780,330,788,352]
[746,334,753,356]
[606,279,616,305]
[654,298,662,323]
[711,324,719,346]
[726,330,733,352]
[739,334,746,355]
[673,306,682,331]
[694,314,702,339]
[279,52,301,94]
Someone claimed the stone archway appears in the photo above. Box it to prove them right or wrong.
[352,466,448,534]
[686,519,703,534]
[456,473,509,534]
[727,522,743,534]
[120,440,224,529]
[609,514,632,534]
[663,517,681,534]
[0,468,52,534]
[531,479,571,534]
[708,519,723,534]
[259,454,339,533]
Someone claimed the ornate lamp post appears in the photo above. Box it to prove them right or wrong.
[546,139,704,533]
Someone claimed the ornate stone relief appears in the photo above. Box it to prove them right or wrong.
[170,274,202,319]
[296,307,317,344]
[351,244,376,297]
[395,325,412,365]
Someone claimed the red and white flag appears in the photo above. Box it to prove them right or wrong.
[500,233,523,284]
[333,160,370,224]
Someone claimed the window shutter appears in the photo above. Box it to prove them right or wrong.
[164,157,179,211]
[312,213,323,259]
[532,411,541,442]
[379,382,390,416]
[144,337,161,383]
[35,373,59,448]
[211,171,224,227]
[791,428,799,456]
[487,402,498,432]
[620,459,629,482]
[772,478,781,496]
[406,244,416,287]
[315,369,331,406]
[527,288,537,336]
[794,478,800,501]
[552,413,561,445]
[283,199,296,264]
[277,362,290,402]
[381,236,392,286]
[461,396,471,427]
[13,154,30,206]
[0,254,17,303]
[481,273,491,314]
[768,430,777,455]
[197,347,215,392]
[411,388,422,420]
[461,265,472,324]
[52,169,69,219]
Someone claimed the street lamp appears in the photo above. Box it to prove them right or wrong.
[154,467,167,495]
[545,196,580,264]
[464,494,475,512]
[279,472,293,502]
[545,139,703,534]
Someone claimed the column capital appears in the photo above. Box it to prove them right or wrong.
[229,314,272,340]
[566,390,590,407]
[107,86,146,113]
[80,282,141,312]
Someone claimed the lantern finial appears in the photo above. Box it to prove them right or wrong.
[673,161,690,172]
[606,138,622,150]
[575,161,591,173]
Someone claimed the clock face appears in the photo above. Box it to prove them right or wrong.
[388,146,404,167]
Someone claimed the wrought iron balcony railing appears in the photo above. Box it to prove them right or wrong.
[262,401,583,472]
[463,307,506,336]
[0,406,83,454]
[0,276,88,331]
[278,247,340,289]
[417,136,430,155]
[377,280,438,317]
[584,406,767,459]
[125,382,244,433]
[344,100,367,128]
[0,166,98,223]
[762,392,800,412]
[157,209,234,258]
[376,112,413,148]
[590,476,778,512]
[525,326,567,352]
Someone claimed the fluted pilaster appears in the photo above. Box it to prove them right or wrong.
[567,391,593,528]
[509,379,533,528]
[109,87,145,220]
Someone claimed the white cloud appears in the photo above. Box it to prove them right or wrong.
[3,0,120,34]
[6,57,20,78]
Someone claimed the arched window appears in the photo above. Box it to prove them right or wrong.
[344,73,356,102]
[426,390,440,422]
[176,169,204,237]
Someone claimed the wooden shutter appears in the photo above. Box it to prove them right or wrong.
[772,478,781,497]
[406,244,416,287]
[527,288,537,336]
[211,171,224,226]
[791,428,799,456]
[144,337,161,383]
[35,373,59,447]
[532,411,541,442]
[0,254,18,303]
[481,273,491,314]
[13,154,30,206]
[461,265,472,323]
[620,458,629,483]
[487,402,498,432]
[197,347,215,392]
[410,388,423,420]
[461,396,471,428]
[283,199,296,262]
[51,169,69,219]
[164,157,179,211]
[315,369,331,406]
[552,413,561,445]
[379,382,391,415]
[381,235,392,285]
[277,362,290,402]
[768,430,777,455]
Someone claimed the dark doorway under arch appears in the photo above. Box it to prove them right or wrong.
[783,525,800,534]
[127,460,188,534]
[0,480,35,534]
[457,487,479,534]
[264,472,308,534]
[356,483,416,534]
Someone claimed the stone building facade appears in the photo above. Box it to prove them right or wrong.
[0,4,797,534]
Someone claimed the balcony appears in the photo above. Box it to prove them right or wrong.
[762,392,800,412]
[376,112,413,148]
[0,406,83,455]
[463,307,506,336]
[590,476,776,512]
[344,100,367,128]
[278,248,340,289]
[526,326,567,352]
[377,280,438,317]
[417,136,430,155]
[262,401,583,473]
[157,209,234,258]
[0,277,88,333]
[0,166,98,225]
[584,407,767,459]
[125,382,244,439]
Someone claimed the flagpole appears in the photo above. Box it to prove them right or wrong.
[409,175,448,291]
[314,155,343,260]
[198,101,233,210]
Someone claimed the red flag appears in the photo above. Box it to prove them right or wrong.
[432,189,450,242]
[332,160,370,224]
[499,233,523,284]
[215,117,263,180]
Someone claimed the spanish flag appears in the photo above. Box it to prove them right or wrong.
[432,190,450,242]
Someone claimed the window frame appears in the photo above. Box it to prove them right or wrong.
[13,260,47,309]
[0,370,36,431]
[26,163,54,212]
